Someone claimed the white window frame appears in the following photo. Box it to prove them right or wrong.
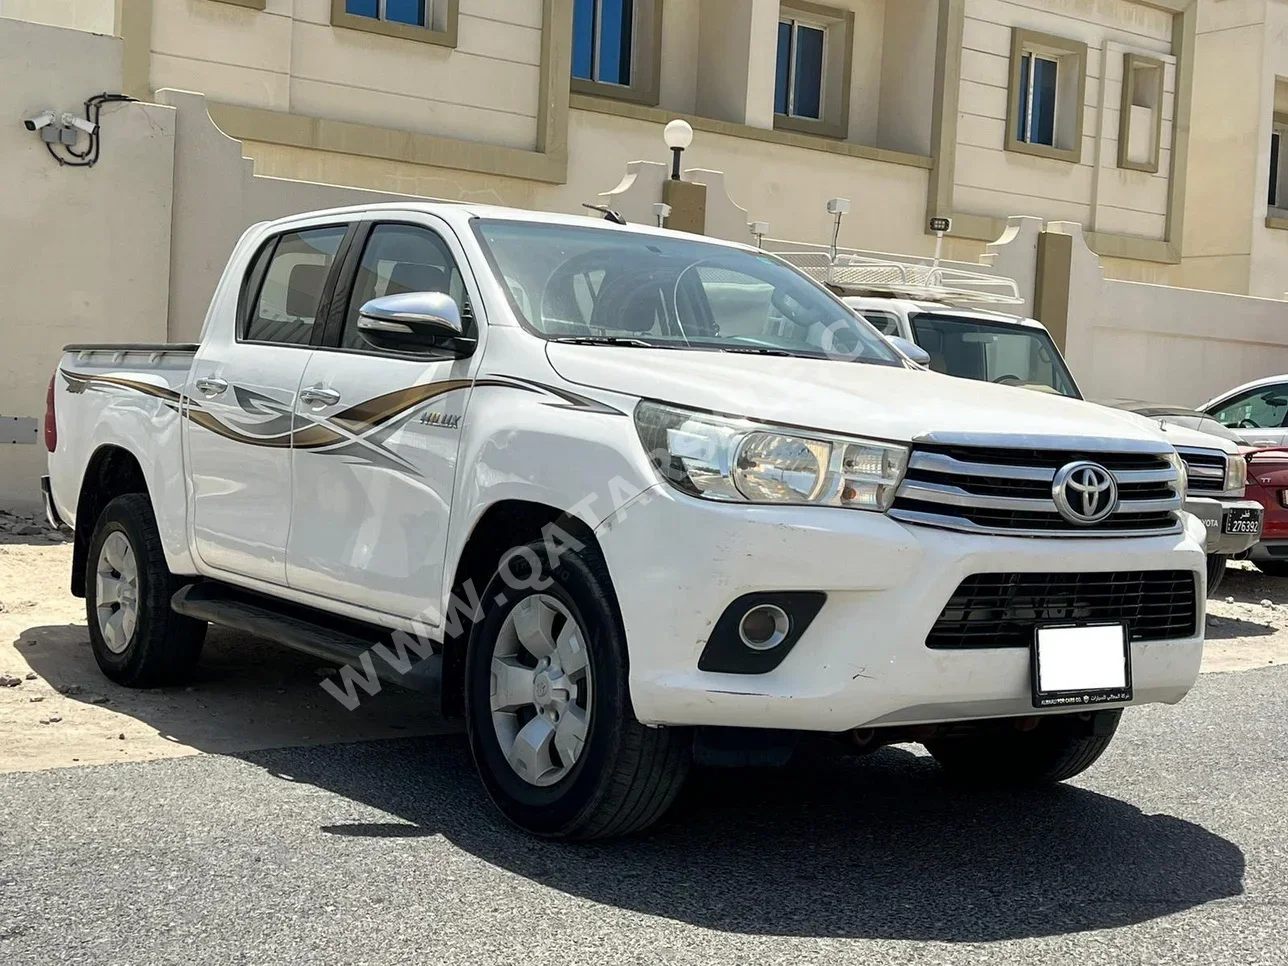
[778,17,829,121]
[1017,52,1059,147]
[581,0,638,88]
[357,0,431,27]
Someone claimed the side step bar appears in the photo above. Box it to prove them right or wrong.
[171,582,442,698]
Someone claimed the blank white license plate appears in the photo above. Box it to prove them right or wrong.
[1032,624,1132,709]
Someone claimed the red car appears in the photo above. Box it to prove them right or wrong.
[1242,447,1288,576]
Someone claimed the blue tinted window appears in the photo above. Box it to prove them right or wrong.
[792,24,824,119]
[1031,56,1057,145]
[572,0,594,79]
[346,0,379,17]
[775,22,791,115]
[598,0,634,86]
[384,0,426,25]
[1017,53,1030,140]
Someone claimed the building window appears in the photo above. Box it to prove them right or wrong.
[776,19,826,120]
[773,3,854,140]
[1271,117,1288,210]
[1119,53,1165,173]
[1016,52,1058,147]
[570,0,662,106]
[1005,29,1087,163]
[330,0,457,48]
[346,0,428,27]
[573,0,634,87]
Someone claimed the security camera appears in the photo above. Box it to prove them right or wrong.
[23,111,55,132]
[60,112,97,135]
[826,197,852,216]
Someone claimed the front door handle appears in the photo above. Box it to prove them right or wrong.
[299,386,342,406]
[194,377,228,396]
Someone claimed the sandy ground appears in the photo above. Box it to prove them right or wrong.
[2,518,1286,775]
[0,526,452,775]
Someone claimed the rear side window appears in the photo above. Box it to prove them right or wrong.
[244,227,347,345]
[861,311,900,336]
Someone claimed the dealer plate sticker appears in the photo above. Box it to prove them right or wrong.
[1032,624,1132,709]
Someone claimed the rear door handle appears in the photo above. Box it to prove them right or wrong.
[299,386,342,406]
[194,377,228,396]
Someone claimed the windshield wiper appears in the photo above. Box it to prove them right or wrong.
[717,346,795,357]
[552,336,673,349]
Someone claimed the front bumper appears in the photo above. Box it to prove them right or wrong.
[597,486,1206,732]
[1186,496,1263,555]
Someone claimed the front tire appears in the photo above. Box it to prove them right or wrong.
[924,710,1121,785]
[465,540,690,839]
[1206,554,1228,596]
[85,494,206,687]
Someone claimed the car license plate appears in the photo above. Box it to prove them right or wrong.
[1224,507,1261,535]
[1031,624,1132,709]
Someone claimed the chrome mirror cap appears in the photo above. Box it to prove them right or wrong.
[357,291,464,338]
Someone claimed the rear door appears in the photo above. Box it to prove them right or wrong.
[284,213,483,621]
[187,218,353,584]
[1207,383,1288,447]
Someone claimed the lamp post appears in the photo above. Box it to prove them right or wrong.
[663,119,694,181]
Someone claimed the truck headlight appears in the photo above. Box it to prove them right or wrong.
[1225,453,1248,493]
[634,401,909,511]
[1167,451,1188,501]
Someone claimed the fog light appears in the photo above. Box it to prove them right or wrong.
[738,604,790,651]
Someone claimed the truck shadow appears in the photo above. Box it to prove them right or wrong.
[235,736,1245,943]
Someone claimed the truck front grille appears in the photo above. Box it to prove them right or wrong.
[927,571,1199,648]
[1176,447,1227,494]
[889,444,1183,537]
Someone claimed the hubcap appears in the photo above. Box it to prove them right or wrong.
[95,531,139,655]
[489,594,592,787]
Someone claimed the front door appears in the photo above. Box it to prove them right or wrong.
[285,215,482,621]
[187,221,350,584]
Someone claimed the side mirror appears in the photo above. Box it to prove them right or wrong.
[357,291,466,353]
[888,335,931,368]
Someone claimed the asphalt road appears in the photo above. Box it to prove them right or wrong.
[1,666,1285,966]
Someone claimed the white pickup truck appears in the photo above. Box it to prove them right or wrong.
[44,203,1205,839]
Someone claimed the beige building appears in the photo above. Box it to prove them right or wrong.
[0,0,1282,293]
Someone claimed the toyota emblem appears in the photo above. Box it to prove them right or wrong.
[1052,461,1118,525]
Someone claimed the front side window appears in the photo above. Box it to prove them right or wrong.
[909,314,1079,398]
[775,19,825,120]
[345,0,428,27]
[1210,386,1288,430]
[472,219,903,366]
[342,224,472,350]
[573,0,634,86]
[244,227,347,346]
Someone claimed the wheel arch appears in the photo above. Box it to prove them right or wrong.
[440,499,613,718]
[70,445,151,598]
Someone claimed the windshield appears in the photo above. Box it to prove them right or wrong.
[472,220,903,365]
[1141,411,1243,442]
[909,313,1079,398]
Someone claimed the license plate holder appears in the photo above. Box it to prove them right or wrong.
[1031,624,1133,709]
[1223,507,1261,535]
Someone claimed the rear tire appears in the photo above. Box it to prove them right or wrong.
[1206,554,1228,596]
[924,710,1121,785]
[85,494,206,687]
[1254,560,1288,578]
[465,540,690,839]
